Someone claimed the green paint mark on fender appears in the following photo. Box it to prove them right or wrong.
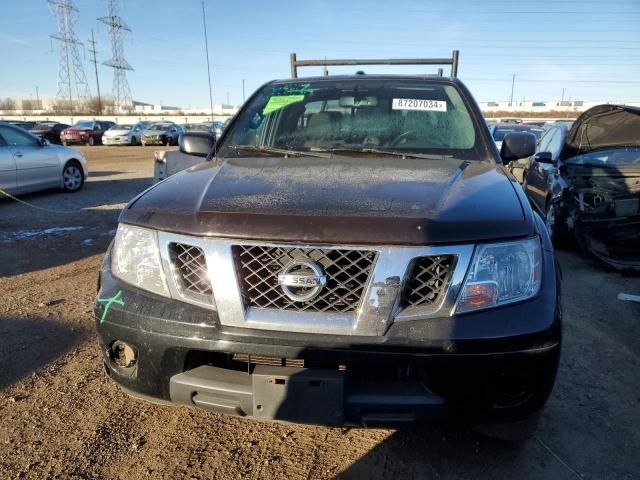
[263,94,305,115]
[97,290,125,324]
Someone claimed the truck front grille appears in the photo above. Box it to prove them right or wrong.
[402,255,455,308]
[232,245,376,313]
[169,243,213,301]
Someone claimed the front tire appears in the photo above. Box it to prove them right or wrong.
[473,411,541,443]
[62,161,84,192]
[88,136,96,146]
[130,136,137,146]
[545,199,571,248]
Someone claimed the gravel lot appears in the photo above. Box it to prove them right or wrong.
[0,146,639,479]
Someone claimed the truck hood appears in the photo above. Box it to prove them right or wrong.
[121,156,532,245]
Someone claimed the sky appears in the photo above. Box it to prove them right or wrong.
[1,0,639,107]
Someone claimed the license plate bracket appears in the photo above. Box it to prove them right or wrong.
[252,365,344,425]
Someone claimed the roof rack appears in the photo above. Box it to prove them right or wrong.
[289,50,459,79]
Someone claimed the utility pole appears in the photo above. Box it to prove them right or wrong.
[509,74,515,106]
[88,29,102,114]
[226,92,230,105]
[35,86,40,109]
[561,88,565,103]
[242,79,245,103]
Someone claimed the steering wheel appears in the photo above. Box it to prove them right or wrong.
[390,130,416,147]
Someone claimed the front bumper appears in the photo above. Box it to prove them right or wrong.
[103,136,130,145]
[95,241,561,427]
[61,136,90,144]
[142,135,166,145]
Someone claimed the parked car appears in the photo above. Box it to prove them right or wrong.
[141,122,182,146]
[96,73,560,440]
[29,122,70,145]
[102,122,148,146]
[0,122,88,194]
[60,120,115,146]
[509,104,639,271]
[489,123,544,151]
[182,122,215,133]
[6,120,37,131]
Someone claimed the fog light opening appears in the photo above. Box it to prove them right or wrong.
[109,340,138,369]
[493,372,533,409]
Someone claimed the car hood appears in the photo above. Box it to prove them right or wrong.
[143,129,169,135]
[121,156,532,245]
[64,127,92,132]
[105,129,131,136]
[563,104,640,159]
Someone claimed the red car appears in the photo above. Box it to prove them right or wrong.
[60,120,115,146]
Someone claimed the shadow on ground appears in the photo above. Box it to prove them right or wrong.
[335,424,565,480]
[0,316,93,390]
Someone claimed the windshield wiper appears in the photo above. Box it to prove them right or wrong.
[311,147,451,160]
[226,145,330,158]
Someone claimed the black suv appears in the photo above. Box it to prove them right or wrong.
[95,73,560,440]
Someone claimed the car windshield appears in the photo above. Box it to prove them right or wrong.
[113,124,133,130]
[74,121,94,129]
[184,123,211,131]
[493,125,543,141]
[564,147,640,166]
[221,79,482,159]
[148,123,171,130]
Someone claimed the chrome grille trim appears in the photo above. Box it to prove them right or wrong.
[232,245,377,313]
[156,232,475,336]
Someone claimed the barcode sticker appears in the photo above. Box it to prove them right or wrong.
[392,98,447,112]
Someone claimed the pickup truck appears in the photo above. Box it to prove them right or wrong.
[95,73,561,440]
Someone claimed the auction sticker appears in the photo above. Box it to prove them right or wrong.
[392,98,447,112]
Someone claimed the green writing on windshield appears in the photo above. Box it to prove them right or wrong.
[263,94,305,115]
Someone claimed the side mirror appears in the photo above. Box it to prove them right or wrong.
[533,151,554,164]
[500,132,536,164]
[179,132,216,157]
[39,137,49,147]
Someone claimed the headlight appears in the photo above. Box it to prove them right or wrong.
[456,237,542,314]
[111,224,170,297]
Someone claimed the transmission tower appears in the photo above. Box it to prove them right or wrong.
[99,0,133,111]
[48,0,92,110]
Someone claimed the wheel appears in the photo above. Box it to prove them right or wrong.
[141,141,146,147]
[62,161,84,192]
[62,141,68,146]
[164,137,171,146]
[545,199,571,248]
[88,136,95,146]
[130,136,137,146]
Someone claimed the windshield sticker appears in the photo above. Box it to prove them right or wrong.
[263,94,305,115]
[392,98,447,112]
[272,83,314,96]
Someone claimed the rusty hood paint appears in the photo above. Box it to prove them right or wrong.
[120,155,533,245]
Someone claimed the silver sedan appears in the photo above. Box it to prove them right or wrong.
[0,122,89,195]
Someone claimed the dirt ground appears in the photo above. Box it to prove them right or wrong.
[0,146,639,479]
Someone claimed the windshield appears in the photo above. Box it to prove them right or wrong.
[148,123,171,130]
[113,124,133,130]
[184,123,211,132]
[74,121,94,129]
[493,125,543,141]
[564,147,640,166]
[221,79,482,158]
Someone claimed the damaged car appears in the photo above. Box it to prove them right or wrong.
[516,104,640,271]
